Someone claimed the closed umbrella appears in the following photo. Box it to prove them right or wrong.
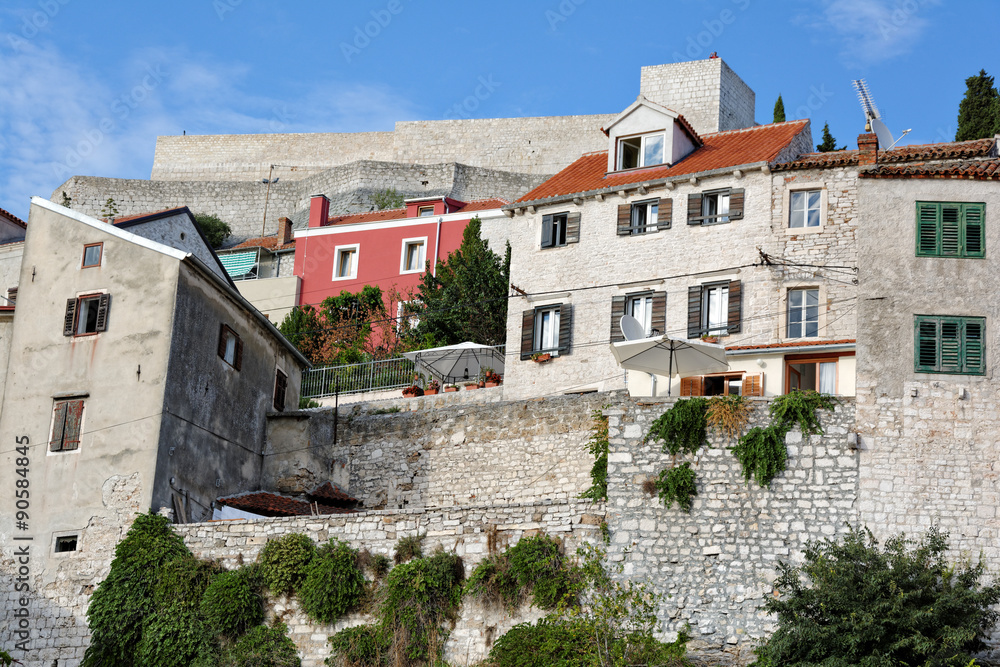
[610,335,728,395]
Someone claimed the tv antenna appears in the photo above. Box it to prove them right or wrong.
[852,79,911,150]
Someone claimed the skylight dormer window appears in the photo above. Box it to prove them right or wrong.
[617,132,665,170]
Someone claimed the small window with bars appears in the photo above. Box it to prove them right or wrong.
[914,315,985,375]
[915,201,985,258]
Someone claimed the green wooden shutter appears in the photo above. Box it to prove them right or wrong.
[940,204,961,256]
[610,296,626,342]
[687,286,703,338]
[617,204,631,236]
[916,202,941,257]
[915,317,939,372]
[964,318,985,374]
[520,310,535,360]
[566,212,581,244]
[939,318,962,372]
[540,214,553,248]
[557,303,572,354]
[963,203,985,258]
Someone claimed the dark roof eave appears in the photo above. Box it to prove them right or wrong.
[504,161,772,211]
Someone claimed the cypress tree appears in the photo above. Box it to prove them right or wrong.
[773,95,786,123]
[955,69,1000,141]
[817,123,839,152]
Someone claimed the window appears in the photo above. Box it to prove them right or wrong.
[6,287,16,305]
[218,324,243,370]
[82,243,103,268]
[789,190,822,228]
[50,399,84,452]
[681,373,764,397]
[418,206,435,217]
[786,356,840,394]
[541,212,580,248]
[333,244,359,280]
[787,288,819,338]
[617,132,665,170]
[400,238,426,274]
[273,369,287,412]
[520,304,572,359]
[687,281,741,338]
[687,189,744,225]
[617,199,671,235]
[63,293,110,337]
[914,315,985,375]
[610,292,665,342]
[54,535,79,553]
[915,202,985,258]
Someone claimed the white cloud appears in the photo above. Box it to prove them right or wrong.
[809,0,941,67]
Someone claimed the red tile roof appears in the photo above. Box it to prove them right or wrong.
[229,235,296,251]
[725,338,856,352]
[217,491,357,518]
[860,158,1000,180]
[0,207,26,228]
[513,120,810,204]
[325,198,509,226]
[774,138,996,171]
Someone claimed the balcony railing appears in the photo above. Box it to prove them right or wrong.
[301,356,417,398]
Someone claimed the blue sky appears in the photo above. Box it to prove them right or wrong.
[0,0,996,220]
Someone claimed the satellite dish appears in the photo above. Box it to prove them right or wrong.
[870,118,895,150]
[620,315,646,341]
[851,79,912,150]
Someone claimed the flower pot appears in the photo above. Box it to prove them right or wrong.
[464,384,478,390]
[424,389,438,395]
[444,387,458,393]
[532,353,551,363]
[700,336,719,344]
[484,382,499,388]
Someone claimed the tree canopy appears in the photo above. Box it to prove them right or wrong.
[279,285,391,365]
[772,95,786,123]
[816,122,841,152]
[193,213,233,249]
[956,69,1000,141]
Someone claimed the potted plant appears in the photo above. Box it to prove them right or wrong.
[531,352,552,363]
[424,379,440,395]
[443,384,459,393]
[402,374,424,397]
[484,372,502,388]
[700,334,720,344]
[464,381,479,391]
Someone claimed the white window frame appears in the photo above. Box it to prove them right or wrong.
[703,284,729,335]
[332,243,360,281]
[533,306,561,356]
[628,294,653,336]
[787,288,820,339]
[630,200,659,235]
[399,237,427,274]
[783,183,828,234]
[702,191,731,225]
[617,132,665,170]
[783,284,827,340]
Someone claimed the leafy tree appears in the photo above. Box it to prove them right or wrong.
[816,122,840,152]
[956,69,1000,141]
[410,217,510,346]
[194,213,233,248]
[371,187,405,210]
[753,526,1000,667]
[773,94,786,123]
[279,286,393,365]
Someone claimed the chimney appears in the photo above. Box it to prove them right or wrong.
[857,132,879,165]
[278,217,293,245]
[308,194,330,228]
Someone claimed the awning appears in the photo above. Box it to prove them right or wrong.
[218,250,258,278]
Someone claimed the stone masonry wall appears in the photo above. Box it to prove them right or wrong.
[640,59,756,134]
[605,398,858,663]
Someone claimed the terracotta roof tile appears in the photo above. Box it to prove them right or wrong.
[325,198,509,226]
[725,338,856,352]
[229,235,296,251]
[775,138,996,171]
[0,207,27,228]
[860,158,1000,180]
[217,491,357,517]
[513,120,809,204]
[308,482,359,505]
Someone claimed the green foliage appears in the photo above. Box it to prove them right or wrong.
[83,512,191,667]
[200,570,264,638]
[259,533,316,596]
[326,624,388,667]
[100,197,119,222]
[579,409,609,502]
[410,217,511,346]
[773,94,786,123]
[193,213,232,249]
[371,187,405,210]
[465,535,576,611]
[730,425,788,488]
[816,122,843,152]
[655,462,698,512]
[646,397,708,455]
[300,540,366,624]
[135,604,211,667]
[753,526,1000,667]
[956,69,1000,141]
[60,191,72,208]
[393,534,424,564]
[220,623,301,667]
[769,389,836,435]
[154,556,220,610]
[299,396,321,409]
[279,286,391,366]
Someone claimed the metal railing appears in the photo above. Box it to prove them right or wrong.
[301,356,417,398]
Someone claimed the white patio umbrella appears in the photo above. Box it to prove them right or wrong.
[610,335,729,395]
[402,342,505,384]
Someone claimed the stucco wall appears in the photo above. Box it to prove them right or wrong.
[232,274,301,324]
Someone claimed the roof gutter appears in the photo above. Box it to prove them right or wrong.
[725,342,856,357]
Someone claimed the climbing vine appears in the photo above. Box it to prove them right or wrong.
[464,534,578,611]
[769,389,837,435]
[645,397,708,454]
[579,408,609,502]
[655,462,698,512]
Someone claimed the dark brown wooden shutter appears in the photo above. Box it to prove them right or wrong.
[540,214,553,248]
[657,198,671,230]
[64,298,77,336]
[650,291,666,336]
[520,310,535,360]
[557,303,572,354]
[742,373,764,397]
[7,287,17,305]
[50,401,68,451]
[729,188,745,220]
[63,400,83,450]
[617,204,631,236]
[95,293,111,332]
[274,369,288,411]
[218,324,228,359]
[566,212,581,244]
[727,280,742,334]
[687,286,703,338]
[680,376,703,396]
[234,337,244,371]
[687,193,703,225]
[610,295,627,342]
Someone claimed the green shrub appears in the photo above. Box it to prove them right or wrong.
[154,556,220,610]
[135,603,212,667]
[753,526,1000,667]
[200,570,263,638]
[655,462,698,512]
[393,534,423,564]
[326,625,389,667]
[465,535,576,611]
[300,540,366,624]
[259,533,316,595]
[768,389,836,435]
[83,512,191,667]
[357,550,391,580]
[646,397,708,455]
[730,424,788,488]
[579,409,609,502]
[220,622,301,667]
[193,213,232,249]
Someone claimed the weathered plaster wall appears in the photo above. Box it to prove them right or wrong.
[0,241,24,299]
[232,274,301,324]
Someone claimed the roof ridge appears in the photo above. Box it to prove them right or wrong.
[703,119,808,138]
[0,207,27,228]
